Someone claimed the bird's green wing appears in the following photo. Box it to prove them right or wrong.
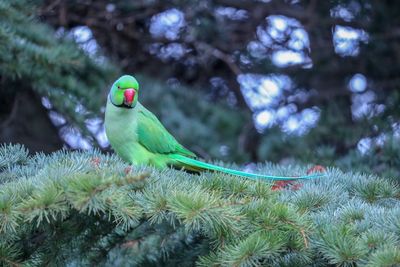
[137,104,196,157]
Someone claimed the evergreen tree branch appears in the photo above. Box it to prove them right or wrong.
[1,144,400,266]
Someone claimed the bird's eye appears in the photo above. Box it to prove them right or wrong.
[117,85,121,89]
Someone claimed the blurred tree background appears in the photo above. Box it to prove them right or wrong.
[1,0,400,178]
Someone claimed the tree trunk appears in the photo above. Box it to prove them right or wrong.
[0,89,63,153]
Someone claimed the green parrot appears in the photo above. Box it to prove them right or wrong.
[105,75,324,181]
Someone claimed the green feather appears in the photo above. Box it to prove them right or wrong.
[137,106,195,157]
[105,75,325,181]
[171,154,324,181]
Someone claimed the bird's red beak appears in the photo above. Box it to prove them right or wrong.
[124,88,135,105]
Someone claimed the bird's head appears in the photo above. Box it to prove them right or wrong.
[109,75,139,109]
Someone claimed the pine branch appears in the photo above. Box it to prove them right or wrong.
[1,144,400,266]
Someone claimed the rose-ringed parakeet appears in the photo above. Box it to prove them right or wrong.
[105,75,324,181]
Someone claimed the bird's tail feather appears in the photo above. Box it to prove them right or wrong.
[171,154,324,181]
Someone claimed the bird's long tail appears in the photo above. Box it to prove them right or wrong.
[171,154,324,181]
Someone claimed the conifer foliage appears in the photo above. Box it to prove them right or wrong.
[0,0,117,147]
[1,144,400,266]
